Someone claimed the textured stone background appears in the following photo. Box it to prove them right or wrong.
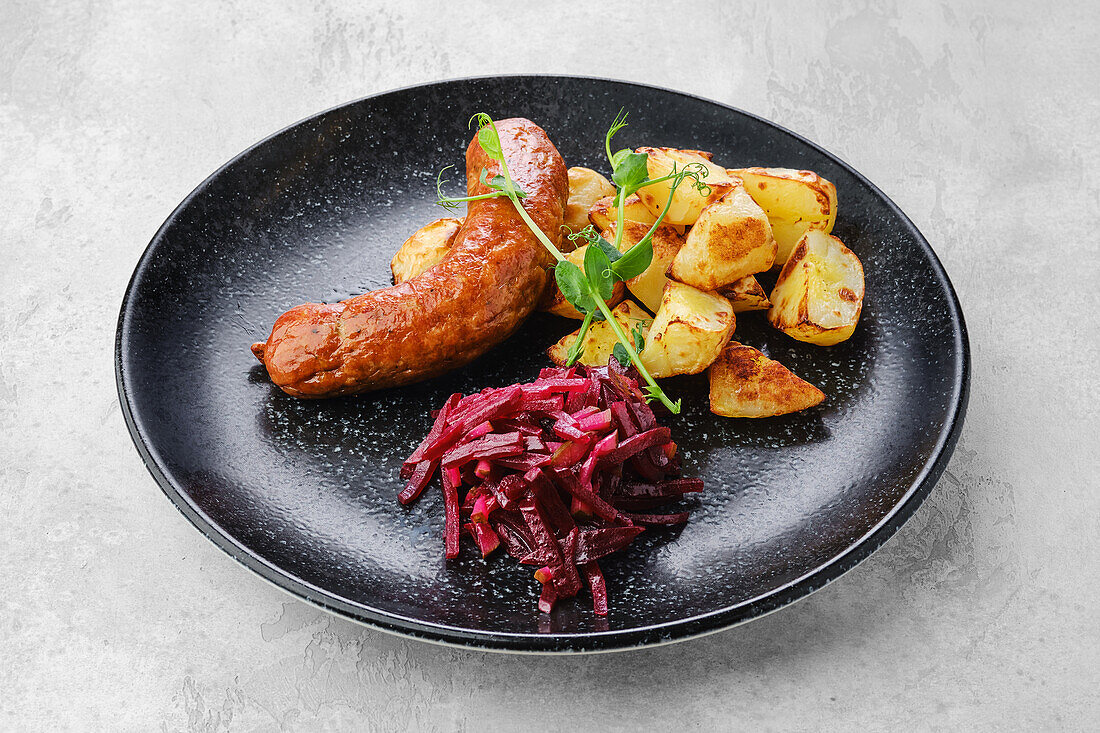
[2,1,1098,730]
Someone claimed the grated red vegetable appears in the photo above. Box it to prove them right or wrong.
[582,561,608,616]
[441,465,461,559]
[397,364,703,616]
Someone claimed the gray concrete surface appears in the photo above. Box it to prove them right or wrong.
[2,1,1098,730]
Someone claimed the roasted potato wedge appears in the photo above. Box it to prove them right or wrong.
[640,281,735,378]
[729,167,837,266]
[390,218,463,284]
[708,341,825,417]
[563,167,616,246]
[587,193,658,232]
[717,276,771,313]
[603,219,686,313]
[539,244,626,319]
[768,230,864,345]
[547,300,652,368]
[636,148,737,226]
[668,184,776,290]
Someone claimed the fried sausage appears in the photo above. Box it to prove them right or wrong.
[251,118,568,398]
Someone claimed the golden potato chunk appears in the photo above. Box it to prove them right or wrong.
[717,276,771,313]
[768,230,864,346]
[640,281,735,378]
[390,218,463,284]
[636,148,736,226]
[602,219,685,313]
[729,167,837,266]
[587,193,658,232]
[539,244,626,319]
[709,342,825,417]
[668,185,776,291]
[563,167,616,246]
[547,300,652,368]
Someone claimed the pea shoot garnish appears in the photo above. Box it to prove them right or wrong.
[437,111,710,414]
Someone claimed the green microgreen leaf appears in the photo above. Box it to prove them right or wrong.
[555,260,594,314]
[612,152,650,192]
[632,322,647,353]
[610,148,632,172]
[612,342,630,368]
[564,108,686,414]
[610,236,653,281]
[594,236,622,264]
[583,242,615,302]
[466,112,570,269]
[470,113,503,161]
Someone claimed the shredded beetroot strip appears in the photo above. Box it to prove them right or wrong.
[552,468,618,523]
[397,459,437,506]
[493,512,535,560]
[611,496,683,512]
[583,561,609,616]
[618,510,691,526]
[575,527,646,563]
[396,364,703,615]
[520,397,565,413]
[449,385,523,430]
[471,521,501,557]
[493,453,552,471]
[499,473,528,501]
[531,470,576,537]
[556,529,583,596]
[406,393,461,467]
[441,432,524,468]
[538,581,558,614]
[442,465,461,559]
[519,495,564,570]
[614,478,705,501]
[419,421,466,463]
[596,427,672,466]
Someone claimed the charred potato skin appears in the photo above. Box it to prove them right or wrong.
[708,341,825,417]
[390,218,463,284]
[717,276,771,313]
[668,184,776,291]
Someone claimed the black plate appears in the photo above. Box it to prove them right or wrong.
[116,76,968,652]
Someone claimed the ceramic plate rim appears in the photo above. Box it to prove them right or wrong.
[115,74,970,653]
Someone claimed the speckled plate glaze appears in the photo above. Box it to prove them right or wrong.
[116,76,969,653]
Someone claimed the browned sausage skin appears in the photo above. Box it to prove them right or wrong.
[251,118,568,398]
